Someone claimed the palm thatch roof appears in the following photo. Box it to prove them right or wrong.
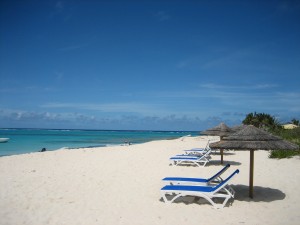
[201,122,234,165]
[210,125,299,150]
[201,122,232,137]
[210,139,298,150]
[230,124,248,133]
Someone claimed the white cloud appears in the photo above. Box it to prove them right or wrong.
[198,83,278,90]
[0,108,213,130]
[56,1,64,11]
[41,102,166,115]
[0,109,96,124]
[0,85,58,93]
[176,61,188,69]
[146,82,300,116]
[155,11,171,21]
[59,43,89,52]
[50,1,73,22]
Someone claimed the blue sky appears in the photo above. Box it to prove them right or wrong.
[0,0,300,131]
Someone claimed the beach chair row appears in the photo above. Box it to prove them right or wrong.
[169,141,212,167]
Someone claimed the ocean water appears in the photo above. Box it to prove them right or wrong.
[0,129,199,156]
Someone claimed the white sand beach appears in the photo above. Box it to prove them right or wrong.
[0,136,299,225]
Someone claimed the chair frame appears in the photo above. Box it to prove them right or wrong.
[162,164,230,185]
[170,149,212,167]
[161,169,239,209]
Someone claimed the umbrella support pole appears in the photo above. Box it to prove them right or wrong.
[220,149,223,164]
[249,150,254,198]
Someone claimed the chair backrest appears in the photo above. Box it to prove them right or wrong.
[207,164,230,182]
[212,169,239,192]
[206,140,211,150]
[202,148,212,157]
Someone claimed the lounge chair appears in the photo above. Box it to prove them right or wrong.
[169,153,210,167]
[170,148,212,167]
[162,164,230,185]
[184,141,214,155]
[176,149,212,159]
[184,148,211,156]
[160,169,239,209]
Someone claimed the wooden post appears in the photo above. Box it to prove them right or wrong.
[220,149,223,165]
[249,150,254,198]
[220,136,224,165]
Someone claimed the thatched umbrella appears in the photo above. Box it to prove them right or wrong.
[230,124,247,133]
[210,125,299,198]
[201,122,233,164]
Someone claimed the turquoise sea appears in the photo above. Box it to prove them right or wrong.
[0,129,199,157]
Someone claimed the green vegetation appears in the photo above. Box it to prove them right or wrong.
[243,112,300,158]
[269,149,300,158]
[269,127,300,158]
[243,112,281,131]
[291,118,299,126]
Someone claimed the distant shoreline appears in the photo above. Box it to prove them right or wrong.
[0,128,200,132]
[0,129,200,157]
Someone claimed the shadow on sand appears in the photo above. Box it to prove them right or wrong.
[208,160,241,166]
[158,185,285,208]
[213,151,236,156]
[232,184,286,202]
[169,160,241,167]
[159,194,236,208]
